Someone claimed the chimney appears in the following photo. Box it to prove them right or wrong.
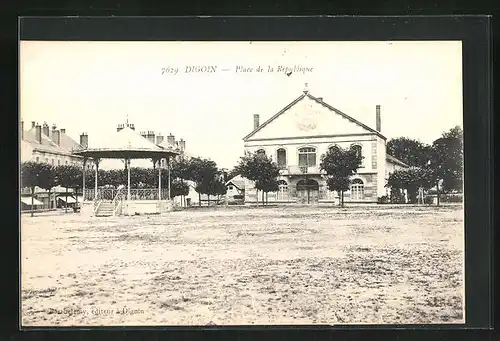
[35,124,42,143]
[80,132,88,149]
[21,121,24,140]
[253,114,260,130]
[129,123,135,131]
[376,105,381,132]
[147,131,155,144]
[42,122,50,137]
[51,129,61,146]
[317,97,323,102]
[60,128,66,134]
[167,133,175,146]
[179,138,186,151]
[140,131,147,139]
[156,134,164,145]
[31,121,35,128]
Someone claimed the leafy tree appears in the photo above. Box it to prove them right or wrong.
[209,177,228,202]
[319,146,362,207]
[38,164,58,210]
[189,157,218,206]
[431,126,463,193]
[55,165,83,213]
[170,179,190,199]
[386,137,430,168]
[21,161,52,217]
[385,167,435,204]
[234,151,280,206]
[255,179,279,205]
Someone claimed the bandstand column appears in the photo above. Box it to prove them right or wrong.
[82,157,87,202]
[127,159,131,201]
[167,156,171,200]
[158,160,162,200]
[94,158,100,200]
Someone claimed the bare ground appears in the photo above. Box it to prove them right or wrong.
[21,205,464,326]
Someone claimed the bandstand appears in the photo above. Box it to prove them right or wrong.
[72,126,180,217]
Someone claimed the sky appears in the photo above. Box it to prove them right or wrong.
[20,41,463,169]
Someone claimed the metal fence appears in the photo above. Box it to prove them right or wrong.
[85,188,171,201]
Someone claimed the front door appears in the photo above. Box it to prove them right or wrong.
[296,179,319,204]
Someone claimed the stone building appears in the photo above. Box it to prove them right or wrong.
[241,87,408,204]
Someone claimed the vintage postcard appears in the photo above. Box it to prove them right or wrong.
[20,40,464,326]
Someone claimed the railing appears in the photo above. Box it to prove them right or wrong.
[282,165,325,175]
[92,190,103,215]
[86,188,172,201]
[112,189,126,216]
[129,189,159,200]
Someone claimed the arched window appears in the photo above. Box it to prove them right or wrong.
[298,147,316,167]
[277,148,287,169]
[350,178,364,200]
[256,149,266,156]
[277,180,289,201]
[350,144,364,167]
[328,144,340,152]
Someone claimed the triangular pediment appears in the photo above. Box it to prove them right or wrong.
[244,94,383,141]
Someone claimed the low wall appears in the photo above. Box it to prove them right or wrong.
[122,200,173,215]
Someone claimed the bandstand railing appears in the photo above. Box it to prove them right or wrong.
[92,190,103,214]
[87,188,171,201]
[112,189,126,216]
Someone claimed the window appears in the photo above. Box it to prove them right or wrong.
[51,159,54,165]
[36,156,39,163]
[298,147,316,167]
[65,160,68,165]
[57,159,61,166]
[350,178,364,200]
[328,145,340,152]
[45,158,49,163]
[277,180,289,201]
[277,148,287,169]
[256,149,266,156]
[350,144,364,167]
[228,186,233,190]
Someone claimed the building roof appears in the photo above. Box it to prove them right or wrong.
[386,154,409,167]
[73,126,180,159]
[23,127,85,157]
[157,139,182,154]
[243,91,386,141]
[225,175,246,191]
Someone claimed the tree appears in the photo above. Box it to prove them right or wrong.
[208,177,228,202]
[255,179,279,205]
[431,126,463,193]
[55,165,83,213]
[170,179,190,199]
[234,151,280,206]
[386,167,435,204]
[21,162,52,217]
[38,164,58,210]
[320,146,362,207]
[189,157,218,206]
[386,137,430,168]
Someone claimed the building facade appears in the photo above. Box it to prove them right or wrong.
[20,121,91,167]
[20,121,90,209]
[242,88,408,204]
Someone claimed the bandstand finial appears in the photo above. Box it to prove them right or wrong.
[304,83,309,93]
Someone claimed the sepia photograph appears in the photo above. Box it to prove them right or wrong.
[20,40,464,326]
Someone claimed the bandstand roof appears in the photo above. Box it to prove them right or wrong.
[72,126,180,159]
